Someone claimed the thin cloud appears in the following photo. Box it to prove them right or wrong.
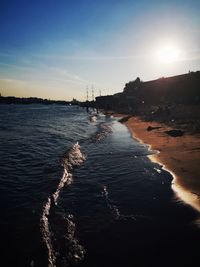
[0,78,27,84]
[0,62,89,85]
[34,53,144,61]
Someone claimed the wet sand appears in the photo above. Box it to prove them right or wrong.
[123,116,200,213]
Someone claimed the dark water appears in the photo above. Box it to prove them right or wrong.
[0,104,199,267]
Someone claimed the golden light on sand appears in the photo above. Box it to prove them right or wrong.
[157,45,180,64]
[172,182,200,213]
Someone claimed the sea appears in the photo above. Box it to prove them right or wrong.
[0,104,199,267]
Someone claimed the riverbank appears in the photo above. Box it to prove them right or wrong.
[122,116,200,213]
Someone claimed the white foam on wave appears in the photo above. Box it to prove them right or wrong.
[102,186,120,219]
[63,214,85,264]
[154,167,162,174]
[89,115,97,122]
[95,123,113,142]
[41,197,56,267]
[102,186,152,222]
[53,142,85,205]
[41,142,85,267]
[52,169,72,205]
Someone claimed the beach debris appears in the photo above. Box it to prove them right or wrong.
[147,126,162,131]
[164,129,184,137]
[118,116,132,123]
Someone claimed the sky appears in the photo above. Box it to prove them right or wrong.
[0,0,200,101]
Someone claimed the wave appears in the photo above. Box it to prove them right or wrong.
[89,114,97,122]
[102,186,151,222]
[41,142,85,267]
[54,213,85,266]
[93,122,113,142]
[102,186,121,220]
[41,197,56,266]
[53,142,85,205]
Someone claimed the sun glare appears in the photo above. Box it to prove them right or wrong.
[157,45,180,64]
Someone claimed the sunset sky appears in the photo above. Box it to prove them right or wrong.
[0,0,200,100]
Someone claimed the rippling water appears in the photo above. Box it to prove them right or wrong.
[0,104,199,267]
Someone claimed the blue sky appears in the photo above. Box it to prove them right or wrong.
[0,0,200,100]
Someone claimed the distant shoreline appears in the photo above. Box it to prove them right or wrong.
[0,96,80,105]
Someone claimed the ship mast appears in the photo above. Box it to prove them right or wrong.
[86,86,89,101]
[91,85,94,101]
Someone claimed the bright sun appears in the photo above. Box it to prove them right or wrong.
[157,45,180,64]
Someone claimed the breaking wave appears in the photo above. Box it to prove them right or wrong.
[102,186,121,220]
[41,143,85,267]
[53,142,85,205]
[102,186,151,222]
[41,197,56,266]
[93,122,113,142]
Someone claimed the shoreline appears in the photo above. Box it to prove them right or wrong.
[118,115,200,214]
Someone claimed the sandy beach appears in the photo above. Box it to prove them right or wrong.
[121,116,200,213]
